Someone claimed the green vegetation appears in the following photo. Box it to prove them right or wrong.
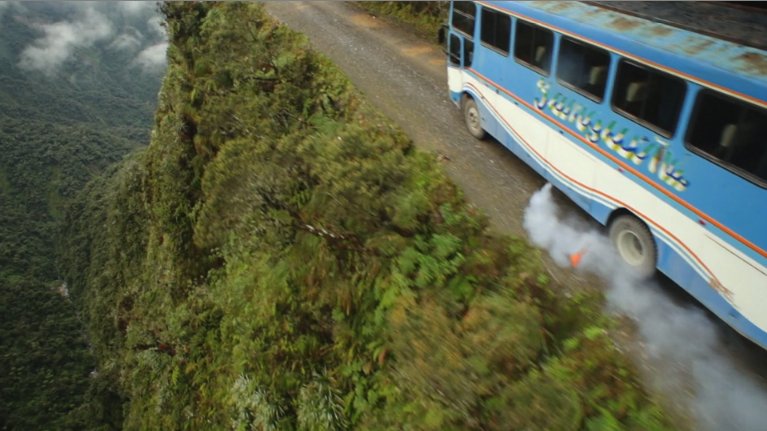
[0,3,162,429]
[63,3,679,430]
[355,2,448,40]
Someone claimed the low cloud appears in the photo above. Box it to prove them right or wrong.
[110,28,143,52]
[133,41,167,73]
[146,14,165,39]
[15,2,168,76]
[18,7,113,76]
[523,183,767,431]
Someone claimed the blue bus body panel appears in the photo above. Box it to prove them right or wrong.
[447,1,767,348]
[475,0,767,269]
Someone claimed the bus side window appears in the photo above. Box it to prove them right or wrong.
[514,20,553,75]
[452,1,476,38]
[612,60,685,137]
[464,39,474,67]
[686,90,767,183]
[449,34,461,65]
[480,7,511,55]
[556,36,610,101]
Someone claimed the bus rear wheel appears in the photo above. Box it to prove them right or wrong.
[462,97,486,140]
[608,215,657,278]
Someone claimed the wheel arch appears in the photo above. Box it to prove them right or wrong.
[460,91,475,109]
[606,207,636,229]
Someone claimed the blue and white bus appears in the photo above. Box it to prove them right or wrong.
[443,1,767,348]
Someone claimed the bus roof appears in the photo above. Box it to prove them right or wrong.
[481,1,767,105]
[587,1,767,51]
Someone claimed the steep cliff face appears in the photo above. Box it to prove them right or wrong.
[64,3,676,430]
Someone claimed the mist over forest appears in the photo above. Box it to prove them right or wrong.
[0,2,163,428]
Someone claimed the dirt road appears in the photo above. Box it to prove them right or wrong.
[265,1,550,238]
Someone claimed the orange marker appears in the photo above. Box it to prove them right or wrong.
[569,247,588,268]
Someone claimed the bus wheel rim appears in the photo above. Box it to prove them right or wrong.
[617,230,644,266]
[467,106,480,133]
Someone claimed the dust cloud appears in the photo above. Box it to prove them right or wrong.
[523,183,767,431]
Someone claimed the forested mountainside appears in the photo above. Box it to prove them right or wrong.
[62,3,679,430]
[0,2,163,429]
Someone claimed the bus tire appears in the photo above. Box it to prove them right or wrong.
[608,215,657,278]
[462,97,486,140]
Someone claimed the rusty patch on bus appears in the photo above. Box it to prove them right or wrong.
[682,39,713,56]
[583,7,607,17]
[735,52,767,76]
[548,2,573,13]
[648,25,672,37]
[609,17,640,31]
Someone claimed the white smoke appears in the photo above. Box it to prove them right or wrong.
[18,6,113,76]
[524,183,767,431]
